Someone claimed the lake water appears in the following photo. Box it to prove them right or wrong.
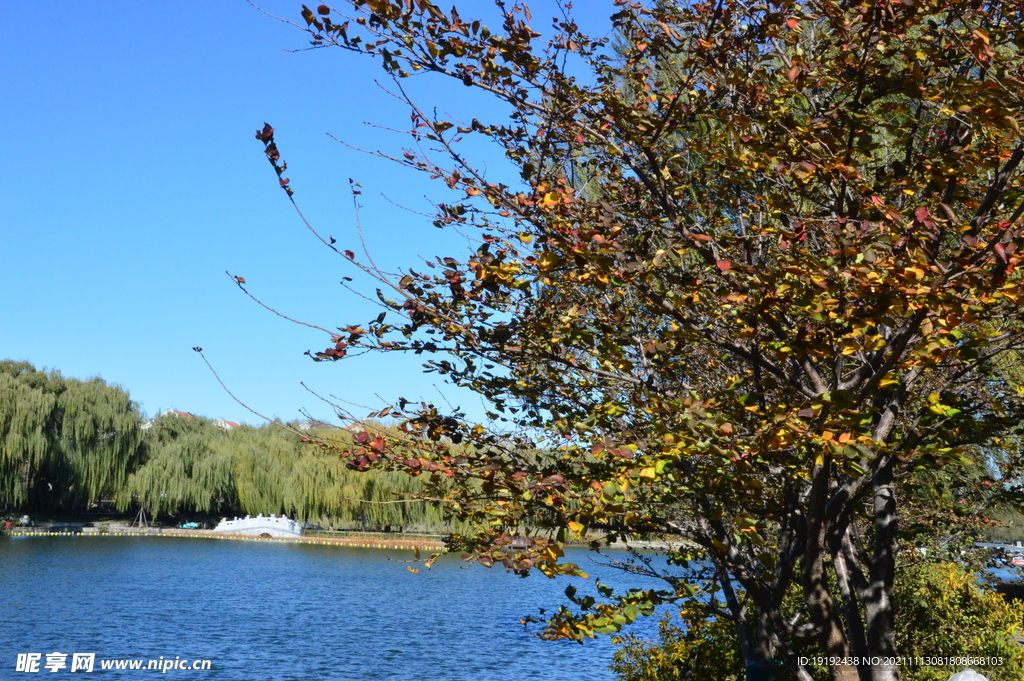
[1,536,667,680]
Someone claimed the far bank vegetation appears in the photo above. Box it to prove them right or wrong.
[0,359,455,533]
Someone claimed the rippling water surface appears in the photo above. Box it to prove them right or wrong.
[2,537,664,680]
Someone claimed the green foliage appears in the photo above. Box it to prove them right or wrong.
[986,506,1024,543]
[116,415,235,517]
[612,614,744,681]
[0,360,143,510]
[611,562,1024,681]
[118,414,454,530]
[0,358,457,529]
[895,562,1024,681]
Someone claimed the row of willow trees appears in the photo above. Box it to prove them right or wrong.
[0,359,450,531]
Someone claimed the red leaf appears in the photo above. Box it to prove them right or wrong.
[995,243,1008,263]
[236,276,246,284]
[255,123,274,142]
[786,65,801,81]
[785,17,799,29]
[317,4,330,14]
[344,250,355,260]
[716,259,732,271]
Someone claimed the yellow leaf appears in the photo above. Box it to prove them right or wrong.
[542,192,561,208]
[539,253,560,272]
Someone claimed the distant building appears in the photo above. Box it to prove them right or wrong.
[296,419,340,431]
[141,410,238,430]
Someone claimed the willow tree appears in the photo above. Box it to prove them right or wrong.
[0,360,143,511]
[120,415,450,528]
[117,414,237,518]
[250,1,1024,680]
[282,423,455,529]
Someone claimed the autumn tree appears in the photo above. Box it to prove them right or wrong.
[247,1,1024,680]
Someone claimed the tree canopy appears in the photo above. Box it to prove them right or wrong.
[252,1,1024,680]
[118,413,452,530]
[0,360,143,511]
[0,359,451,531]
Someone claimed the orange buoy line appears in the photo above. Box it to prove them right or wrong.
[2,527,444,551]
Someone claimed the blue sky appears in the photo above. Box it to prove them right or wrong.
[1,1,610,425]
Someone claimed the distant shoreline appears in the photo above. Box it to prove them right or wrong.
[4,526,446,550]
[3,526,689,552]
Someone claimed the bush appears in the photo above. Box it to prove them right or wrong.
[612,614,743,681]
[611,562,1024,681]
[895,562,1024,681]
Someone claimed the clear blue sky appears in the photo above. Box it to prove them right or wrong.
[1,1,610,425]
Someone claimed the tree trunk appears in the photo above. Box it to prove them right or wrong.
[864,455,899,681]
[719,571,776,681]
[806,457,858,681]
[832,529,872,681]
